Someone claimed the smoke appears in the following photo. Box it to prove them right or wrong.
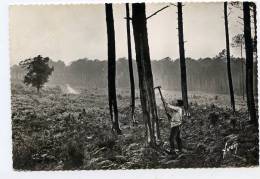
[66,84,79,94]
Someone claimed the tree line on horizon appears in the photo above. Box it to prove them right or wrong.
[11,56,257,97]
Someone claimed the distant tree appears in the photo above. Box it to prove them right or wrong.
[48,60,66,84]
[105,3,121,134]
[224,2,235,112]
[215,49,226,59]
[11,64,25,82]
[177,2,189,111]
[125,3,136,124]
[243,2,257,125]
[231,34,244,57]
[230,1,242,9]
[68,59,106,88]
[19,55,54,93]
[232,34,245,99]
[132,3,160,147]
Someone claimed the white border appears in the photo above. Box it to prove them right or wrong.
[1,0,260,179]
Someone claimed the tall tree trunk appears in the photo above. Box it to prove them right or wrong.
[243,2,257,125]
[241,43,245,100]
[252,3,257,55]
[132,3,160,147]
[105,4,121,134]
[125,3,136,124]
[252,3,258,98]
[224,2,235,112]
[177,2,188,110]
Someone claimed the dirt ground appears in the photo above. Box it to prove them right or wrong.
[11,84,259,170]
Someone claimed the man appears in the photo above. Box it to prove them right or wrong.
[167,100,184,154]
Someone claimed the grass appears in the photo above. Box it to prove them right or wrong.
[11,83,259,170]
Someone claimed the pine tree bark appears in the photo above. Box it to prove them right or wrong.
[177,2,189,110]
[243,2,257,125]
[252,3,258,97]
[105,3,121,134]
[241,43,245,100]
[252,3,257,55]
[132,3,160,147]
[125,3,136,124]
[224,2,235,112]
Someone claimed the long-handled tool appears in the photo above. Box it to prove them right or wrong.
[154,86,171,121]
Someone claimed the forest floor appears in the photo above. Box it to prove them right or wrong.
[11,84,259,170]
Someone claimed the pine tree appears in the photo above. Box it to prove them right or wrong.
[105,3,121,134]
[224,2,235,112]
[132,3,160,146]
[125,3,136,124]
[243,2,257,125]
[177,2,189,110]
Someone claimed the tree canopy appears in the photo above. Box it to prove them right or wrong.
[19,55,54,92]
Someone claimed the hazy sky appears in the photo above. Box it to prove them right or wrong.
[9,3,244,65]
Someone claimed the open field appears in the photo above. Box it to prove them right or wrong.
[11,84,259,170]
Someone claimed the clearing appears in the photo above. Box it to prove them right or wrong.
[11,84,259,170]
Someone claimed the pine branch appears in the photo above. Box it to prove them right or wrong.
[146,4,173,20]
[124,17,132,20]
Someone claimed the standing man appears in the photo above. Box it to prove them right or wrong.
[167,100,184,154]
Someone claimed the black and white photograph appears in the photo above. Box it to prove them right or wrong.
[3,0,260,173]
